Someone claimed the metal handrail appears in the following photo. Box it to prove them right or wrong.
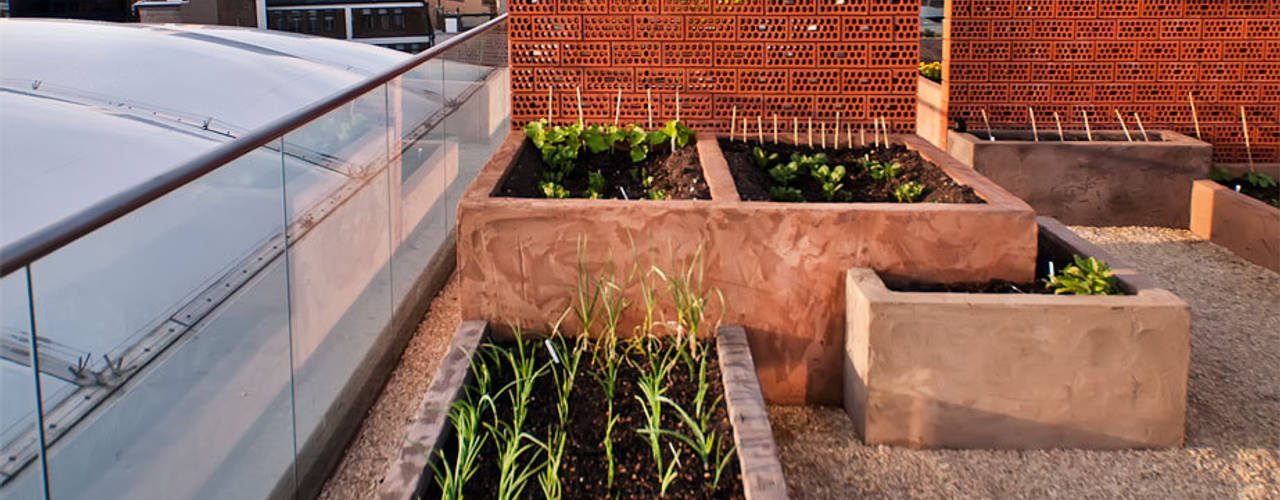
[0,13,508,276]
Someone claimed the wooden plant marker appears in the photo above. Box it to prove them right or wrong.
[576,86,584,127]
[547,85,554,124]
[834,112,841,149]
[807,117,813,148]
[793,117,799,145]
[1133,113,1150,142]
[1029,107,1039,142]
[880,117,889,148]
[1114,109,1132,142]
[847,127,853,149]
[860,128,866,146]
[1189,93,1202,140]
[730,105,737,141]
[757,115,764,144]
[1054,112,1064,141]
[1242,106,1255,170]
[773,114,779,144]
[646,88,654,128]
[613,88,623,127]
[820,122,827,149]
[980,109,995,141]
[1082,110,1093,141]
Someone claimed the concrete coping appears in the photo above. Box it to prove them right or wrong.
[1193,178,1280,214]
[377,321,789,500]
[850,216,1185,308]
[952,128,1206,146]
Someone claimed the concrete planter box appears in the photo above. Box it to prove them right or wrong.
[948,129,1212,227]
[1190,175,1280,272]
[458,133,1036,404]
[844,217,1191,450]
[915,75,947,149]
[377,322,787,500]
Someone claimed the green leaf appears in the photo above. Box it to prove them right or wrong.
[523,120,548,148]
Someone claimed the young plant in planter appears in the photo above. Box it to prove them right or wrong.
[1211,165,1280,208]
[1043,255,1119,296]
[919,61,942,83]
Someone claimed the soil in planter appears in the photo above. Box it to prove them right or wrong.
[718,139,983,203]
[498,139,710,200]
[1214,176,1280,208]
[423,336,744,500]
[886,233,1134,295]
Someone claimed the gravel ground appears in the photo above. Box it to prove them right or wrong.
[771,226,1280,500]
[317,275,461,500]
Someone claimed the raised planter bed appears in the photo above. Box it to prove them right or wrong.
[1190,165,1280,272]
[376,321,787,500]
[947,129,1212,228]
[459,132,1036,404]
[915,75,947,149]
[844,217,1191,450]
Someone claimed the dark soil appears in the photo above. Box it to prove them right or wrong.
[498,139,709,200]
[422,337,743,500]
[886,233,1134,295]
[717,139,983,203]
[1214,176,1280,208]
[952,128,1165,143]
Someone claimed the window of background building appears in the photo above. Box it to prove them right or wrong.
[323,12,335,32]
[377,8,388,30]
[361,9,372,30]
[391,8,404,30]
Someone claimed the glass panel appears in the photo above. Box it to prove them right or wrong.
[31,143,296,500]
[389,44,451,307]
[0,270,47,500]
[280,85,393,461]
[441,20,511,231]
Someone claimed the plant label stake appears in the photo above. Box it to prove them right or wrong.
[1189,92,1202,140]
[619,186,629,200]
[1082,110,1093,141]
[646,87,654,128]
[981,109,995,141]
[1048,261,1055,277]
[756,115,763,144]
[613,88,623,127]
[743,118,749,144]
[848,127,853,149]
[672,91,680,151]
[1241,106,1254,170]
[1114,109,1132,142]
[807,117,813,148]
[545,339,561,364]
[576,86,584,127]
[545,86,555,125]
[1054,112,1064,141]
[820,122,827,149]
[1029,107,1039,142]
[860,127,866,146]
[881,117,890,148]
[793,117,799,144]
[773,114,779,144]
[730,105,737,141]
[834,112,841,149]
[1133,113,1150,142]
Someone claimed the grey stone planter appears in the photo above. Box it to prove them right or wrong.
[378,322,788,499]
[948,129,1211,227]
[844,217,1191,450]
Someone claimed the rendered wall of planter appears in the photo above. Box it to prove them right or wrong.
[376,321,788,500]
[946,0,1280,164]
[457,131,1037,404]
[844,217,1191,450]
[1190,175,1280,272]
[915,75,947,149]
[947,129,1212,227]
[507,0,920,134]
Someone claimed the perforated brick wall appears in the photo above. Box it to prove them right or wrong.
[947,0,1280,163]
[509,0,919,135]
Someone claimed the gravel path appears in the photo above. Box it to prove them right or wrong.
[317,275,461,500]
[771,226,1280,500]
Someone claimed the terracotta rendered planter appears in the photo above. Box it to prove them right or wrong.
[844,217,1191,450]
[915,75,947,149]
[947,129,1212,227]
[458,132,1036,404]
[1190,176,1280,272]
[376,322,788,500]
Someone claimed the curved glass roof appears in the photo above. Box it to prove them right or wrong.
[0,18,413,248]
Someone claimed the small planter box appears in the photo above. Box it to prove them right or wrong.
[459,132,1036,404]
[915,75,947,149]
[947,129,1212,227]
[376,321,788,500]
[1190,174,1280,272]
[843,217,1191,450]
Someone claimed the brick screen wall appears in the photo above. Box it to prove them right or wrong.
[508,0,919,135]
[945,0,1280,163]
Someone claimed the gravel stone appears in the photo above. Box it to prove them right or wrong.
[770,227,1279,499]
[317,275,460,500]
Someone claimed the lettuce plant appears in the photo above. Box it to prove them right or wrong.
[893,181,924,203]
[862,158,901,181]
[1043,255,1119,295]
[810,164,847,201]
[751,146,778,169]
[770,186,802,202]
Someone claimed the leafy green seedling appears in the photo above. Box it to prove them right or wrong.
[770,186,803,202]
[769,161,800,186]
[661,119,696,149]
[1043,255,1120,295]
[1210,165,1234,183]
[752,146,779,169]
[811,164,847,202]
[893,181,925,202]
[587,171,606,199]
[1244,171,1278,189]
[864,159,901,181]
[647,188,669,200]
[540,181,569,199]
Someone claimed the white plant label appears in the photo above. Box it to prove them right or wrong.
[545,339,561,364]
